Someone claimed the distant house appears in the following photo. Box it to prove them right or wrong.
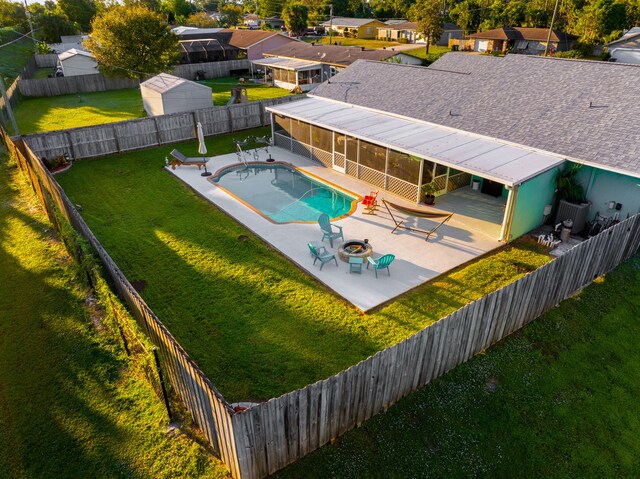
[607,27,640,64]
[140,73,213,116]
[464,27,577,54]
[263,16,285,29]
[320,17,386,39]
[266,54,640,240]
[171,26,224,38]
[57,49,98,77]
[243,13,260,29]
[219,29,299,60]
[49,35,89,54]
[252,42,421,91]
[376,22,462,46]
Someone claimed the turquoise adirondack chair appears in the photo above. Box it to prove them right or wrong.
[318,213,344,247]
[367,254,395,278]
[308,242,338,270]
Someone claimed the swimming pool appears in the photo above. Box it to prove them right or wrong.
[211,163,359,223]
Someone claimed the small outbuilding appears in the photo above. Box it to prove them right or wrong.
[140,73,213,116]
[57,48,99,77]
[607,27,640,64]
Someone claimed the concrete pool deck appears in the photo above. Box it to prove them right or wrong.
[167,146,503,311]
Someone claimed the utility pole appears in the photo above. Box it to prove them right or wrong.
[22,0,37,49]
[329,4,333,45]
[0,77,20,136]
[543,0,560,56]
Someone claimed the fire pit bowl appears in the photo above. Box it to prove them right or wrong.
[337,240,373,262]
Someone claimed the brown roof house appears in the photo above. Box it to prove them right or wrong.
[376,22,462,46]
[465,27,577,54]
[319,17,386,39]
[219,29,300,60]
[252,42,421,91]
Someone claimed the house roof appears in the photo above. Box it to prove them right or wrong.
[320,17,384,28]
[381,21,461,32]
[58,48,95,61]
[384,19,407,25]
[468,27,577,43]
[267,96,565,186]
[310,54,640,177]
[253,57,323,71]
[171,26,224,36]
[263,42,396,66]
[608,27,640,46]
[219,29,297,48]
[140,73,211,94]
[179,38,239,54]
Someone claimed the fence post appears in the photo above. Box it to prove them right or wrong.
[227,106,234,132]
[152,347,173,421]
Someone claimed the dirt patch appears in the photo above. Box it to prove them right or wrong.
[131,280,147,292]
[486,375,500,393]
[237,235,249,242]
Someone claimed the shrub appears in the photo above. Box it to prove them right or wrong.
[553,49,584,59]
[397,38,409,44]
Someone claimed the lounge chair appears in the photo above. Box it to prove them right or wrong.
[169,149,207,170]
[308,243,337,270]
[361,191,378,215]
[367,254,395,278]
[382,199,453,242]
[318,213,344,247]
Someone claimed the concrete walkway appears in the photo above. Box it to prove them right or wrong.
[167,146,502,311]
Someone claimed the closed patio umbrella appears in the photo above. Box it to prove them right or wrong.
[197,121,211,177]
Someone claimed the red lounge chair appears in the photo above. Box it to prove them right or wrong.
[362,191,378,215]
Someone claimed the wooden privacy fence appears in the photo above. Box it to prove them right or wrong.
[22,95,303,161]
[4,126,640,479]
[173,59,251,80]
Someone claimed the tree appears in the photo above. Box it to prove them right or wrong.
[0,0,26,28]
[85,6,179,79]
[162,0,193,23]
[57,0,97,31]
[408,0,444,54]
[219,3,243,27]
[259,0,282,18]
[35,11,77,43]
[282,3,308,37]
[449,0,482,34]
[186,11,219,27]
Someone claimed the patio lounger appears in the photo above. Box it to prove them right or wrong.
[169,149,207,170]
[382,199,453,242]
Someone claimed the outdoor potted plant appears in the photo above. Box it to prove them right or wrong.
[554,164,590,234]
[422,181,437,205]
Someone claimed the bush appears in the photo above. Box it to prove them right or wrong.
[397,38,409,44]
[422,52,446,66]
[553,49,584,59]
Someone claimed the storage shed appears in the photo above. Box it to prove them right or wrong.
[57,48,99,77]
[140,73,213,116]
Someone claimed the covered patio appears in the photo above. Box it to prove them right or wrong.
[251,57,323,92]
[167,145,503,311]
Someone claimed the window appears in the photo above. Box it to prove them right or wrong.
[274,115,290,137]
[346,136,358,161]
[311,125,332,152]
[290,119,310,144]
[335,133,346,155]
[366,27,372,34]
[422,160,435,183]
[359,140,386,172]
[435,163,448,177]
[387,150,420,184]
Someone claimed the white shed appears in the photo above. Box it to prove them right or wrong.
[140,73,213,117]
[57,48,99,77]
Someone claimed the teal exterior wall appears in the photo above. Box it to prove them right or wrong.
[577,167,640,221]
[510,167,559,240]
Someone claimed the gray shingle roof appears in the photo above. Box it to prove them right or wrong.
[140,73,210,94]
[320,17,383,28]
[312,53,640,176]
[263,42,396,66]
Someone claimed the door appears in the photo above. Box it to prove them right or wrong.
[333,132,346,173]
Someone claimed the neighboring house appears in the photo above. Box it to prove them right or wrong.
[377,22,462,46]
[49,35,89,54]
[57,49,99,77]
[607,27,640,64]
[464,27,577,54]
[171,26,224,37]
[252,42,421,91]
[320,17,386,39]
[178,39,240,63]
[263,16,285,29]
[265,54,640,241]
[219,29,299,60]
[243,13,260,29]
[140,73,213,116]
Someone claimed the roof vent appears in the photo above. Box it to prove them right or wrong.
[361,47,365,51]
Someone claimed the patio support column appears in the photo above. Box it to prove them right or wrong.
[295,70,299,87]
[269,113,275,143]
[499,184,519,242]
[417,158,425,204]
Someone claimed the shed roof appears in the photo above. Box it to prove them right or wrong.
[140,73,211,94]
[58,48,95,61]
[252,57,322,71]
[311,54,640,177]
[267,96,565,186]
[468,27,577,43]
[320,17,383,27]
[608,27,640,46]
[263,42,396,66]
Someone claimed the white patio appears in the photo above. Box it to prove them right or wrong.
[166,146,502,311]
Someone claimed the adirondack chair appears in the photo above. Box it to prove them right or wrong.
[367,254,395,278]
[318,213,344,247]
[307,243,338,270]
[361,191,378,215]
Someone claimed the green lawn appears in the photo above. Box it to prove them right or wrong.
[14,76,292,134]
[56,128,551,402]
[0,151,229,479]
[276,254,640,478]
[303,36,400,49]
[0,28,34,84]
[403,45,452,59]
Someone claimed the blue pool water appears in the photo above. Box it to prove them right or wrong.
[213,164,358,223]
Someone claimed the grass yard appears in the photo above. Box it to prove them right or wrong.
[0,151,229,478]
[303,36,400,49]
[0,28,34,84]
[403,45,452,59]
[56,127,551,403]
[276,253,640,478]
[15,76,292,134]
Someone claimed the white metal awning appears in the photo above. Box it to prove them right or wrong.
[252,57,322,72]
[266,96,566,186]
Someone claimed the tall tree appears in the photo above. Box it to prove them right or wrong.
[408,0,444,54]
[219,3,243,27]
[57,0,97,31]
[85,5,179,78]
[282,3,308,36]
[35,11,77,43]
[186,11,219,27]
[449,0,482,34]
[0,0,26,28]
[259,0,283,18]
